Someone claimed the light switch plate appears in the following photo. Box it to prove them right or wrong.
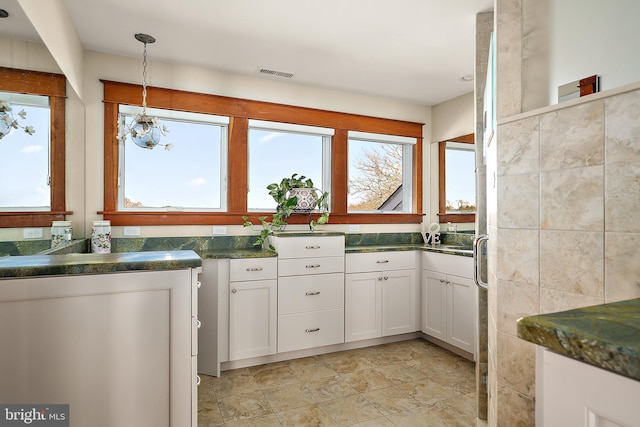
[123,226,140,236]
[23,228,44,239]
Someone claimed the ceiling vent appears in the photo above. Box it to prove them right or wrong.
[257,68,294,79]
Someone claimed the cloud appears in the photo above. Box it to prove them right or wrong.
[21,145,43,154]
[259,132,282,144]
[188,177,207,187]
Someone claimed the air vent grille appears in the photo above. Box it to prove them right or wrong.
[257,68,294,79]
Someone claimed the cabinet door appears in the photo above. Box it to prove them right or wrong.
[422,270,447,341]
[229,279,277,360]
[447,274,476,354]
[381,269,417,336]
[345,272,381,342]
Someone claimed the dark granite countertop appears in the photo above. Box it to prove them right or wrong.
[201,249,277,259]
[345,244,473,257]
[0,250,202,279]
[517,298,640,381]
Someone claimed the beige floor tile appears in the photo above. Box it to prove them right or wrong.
[251,363,301,390]
[306,375,358,402]
[290,361,338,382]
[350,416,396,426]
[218,391,273,423]
[342,368,396,393]
[225,413,282,427]
[262,382,317,412]
[396,378,459,406]
[320,352,379,374]
[276,403,339,426]
[211,370,261,399]
[362,385,422,416]
[197,338,479,426]
[320,394,383,425]
[375,362,427,384]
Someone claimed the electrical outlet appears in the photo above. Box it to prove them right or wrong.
[123,226,140,236]
[212,226,227,235]
[349,224,360,232]
[23,228,44,239]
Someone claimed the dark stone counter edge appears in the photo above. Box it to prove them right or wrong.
[346,244,473,257]
[517,298,640,382]
[0,250,202,279]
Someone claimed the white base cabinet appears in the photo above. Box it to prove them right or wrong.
[537,347,640,427]
[422,252,476,356]
[0,268,200,427]
[345,252,418,342]
[229,258,278,360]
[271,235,345,353]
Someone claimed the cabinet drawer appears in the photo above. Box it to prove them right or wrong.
[278,309,345,352]
[278,256,344,277]
[230,258,277,282]
[272,236,345,259]
[278,273,344,314]
[346,251,416,273]
[422,252,473,277]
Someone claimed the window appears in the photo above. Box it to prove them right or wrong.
[0,67,67,228]
[347,131,415,212]
[118,106,228,211]
[102,80,423,225]
[248,120,332,211]
[0,93,50,210]
[438,134,475,223]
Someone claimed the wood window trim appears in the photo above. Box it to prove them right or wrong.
[438,133,475,224]
[101,80,424,226]
[0,67,69,228]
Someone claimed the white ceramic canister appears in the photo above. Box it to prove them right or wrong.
[91,220,111,253]
[51,221,72,248]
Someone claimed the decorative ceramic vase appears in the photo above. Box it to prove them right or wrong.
[51,221,72,248]
[91,220,112,253]
[289,187,319,212]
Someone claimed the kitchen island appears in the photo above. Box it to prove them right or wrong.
[0,250,202,427]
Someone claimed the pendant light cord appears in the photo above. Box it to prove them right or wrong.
[141,41,148,116]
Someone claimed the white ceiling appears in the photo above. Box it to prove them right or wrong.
[0,0,493,106]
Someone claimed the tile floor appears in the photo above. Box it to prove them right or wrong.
[198,339,478,426]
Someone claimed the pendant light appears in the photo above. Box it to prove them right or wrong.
[0,100,35,140]
[117,33,170,150]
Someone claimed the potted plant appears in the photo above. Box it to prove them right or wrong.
[243,174,329,249]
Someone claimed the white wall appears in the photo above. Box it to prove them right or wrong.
[428,92,475,226]
[0,37,433,240]
[549,0,640,103]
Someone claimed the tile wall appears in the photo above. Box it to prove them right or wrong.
[492,87,640,425]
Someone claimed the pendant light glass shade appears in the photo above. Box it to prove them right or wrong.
[117,33,169,150]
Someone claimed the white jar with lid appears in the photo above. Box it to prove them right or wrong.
[51,221,72,248]
[91,220,111,253]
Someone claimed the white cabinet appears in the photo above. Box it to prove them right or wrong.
[537,347,640,427]
[421,251,476,356]
[345,251,418,342]
[0,268,200,427]
[228,258,277,360]
[271,235,345,353]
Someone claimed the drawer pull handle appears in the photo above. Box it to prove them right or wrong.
[246,267,263,271]
[196,375,201,386]
[196,319,202,329]
[197,281,202,289]
[232,289,237,294]
[383,276,388,280]
[305,291,320,296]
[305,328,320,333]
[305,245,320,249]
[376,260,390,264]
[306,264,321,269]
